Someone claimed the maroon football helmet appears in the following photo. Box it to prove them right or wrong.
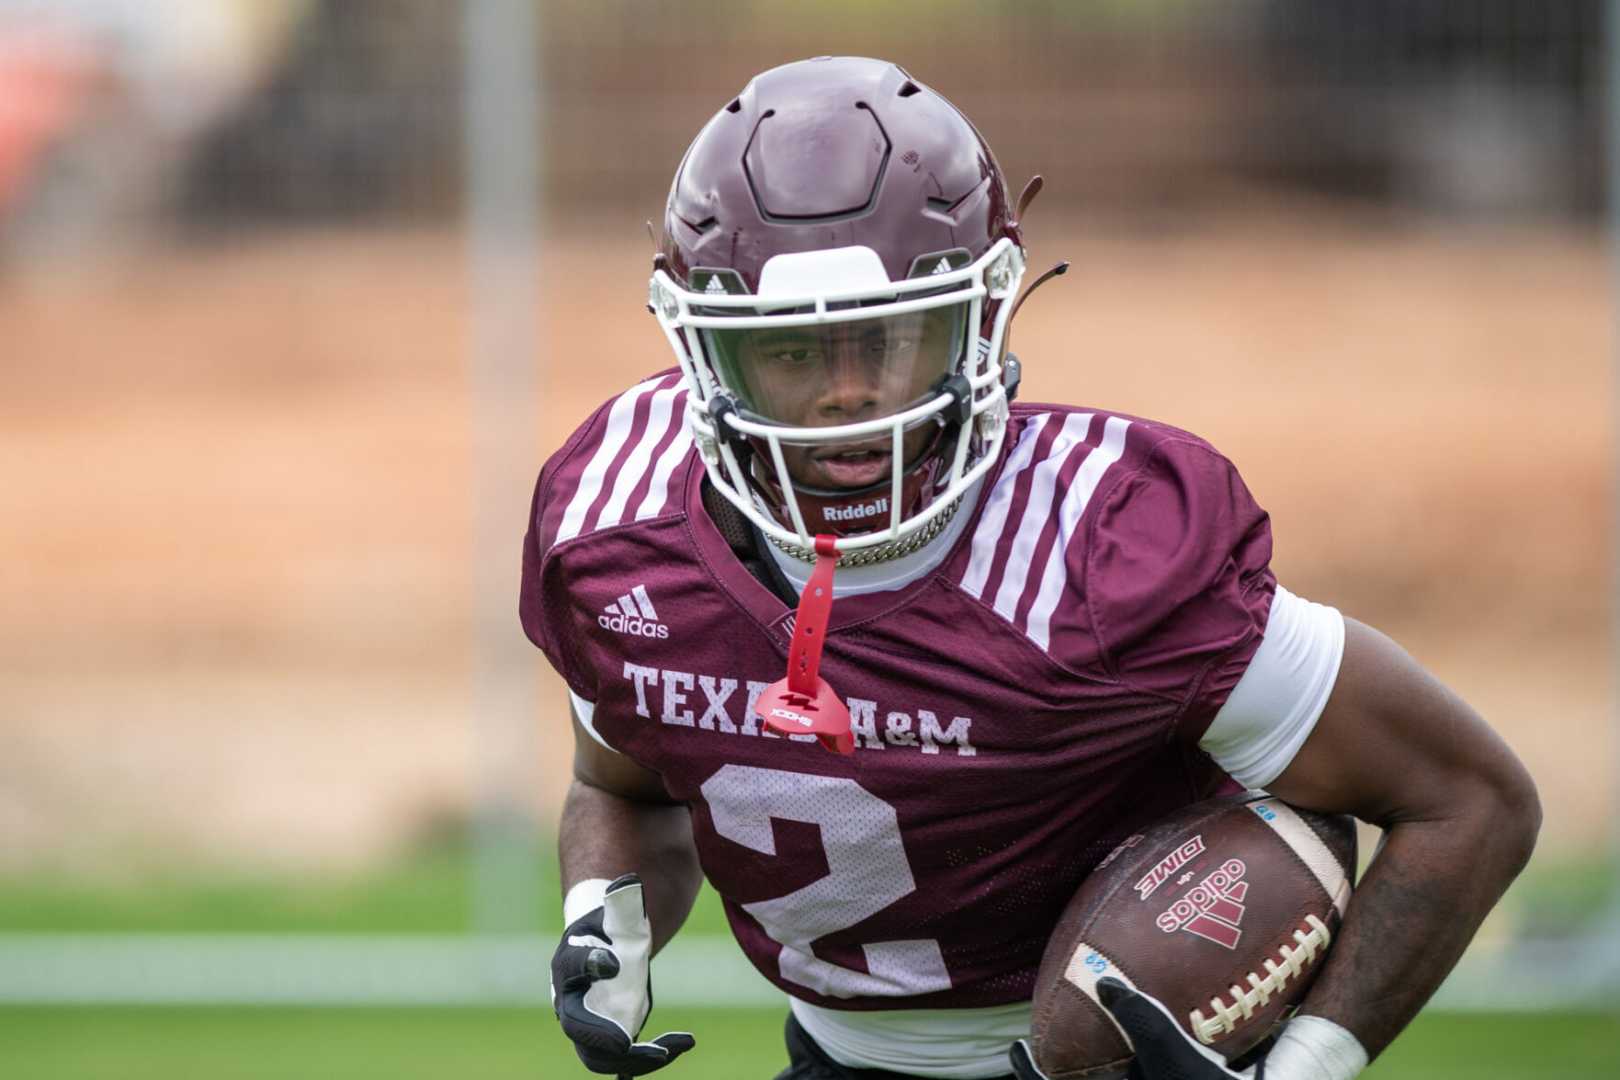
[648,56,1027,557]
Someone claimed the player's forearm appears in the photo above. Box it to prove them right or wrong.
[1298,779,1539,1060]
[558,778,703,954]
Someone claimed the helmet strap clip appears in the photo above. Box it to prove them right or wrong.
[707,393,753,456]
[935,373,974,428]
[1002,353,1022,403]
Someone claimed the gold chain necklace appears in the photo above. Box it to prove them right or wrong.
[764,495,963,567]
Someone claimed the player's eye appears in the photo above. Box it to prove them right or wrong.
[767,347,819,366]
[867,336,919,360]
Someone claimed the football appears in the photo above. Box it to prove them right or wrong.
[1030,794,1357,1079]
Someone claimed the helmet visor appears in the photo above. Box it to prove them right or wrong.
[702,303,968,428]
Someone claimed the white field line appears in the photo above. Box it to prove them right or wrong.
[0,933,1612,1009]
[0,934,783,1007]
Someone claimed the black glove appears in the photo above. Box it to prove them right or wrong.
[1096,977,1262,1080]
[1008,1037,1053,1079]
[550,873,695,1076]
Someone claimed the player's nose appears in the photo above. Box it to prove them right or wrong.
[816,346,880,421]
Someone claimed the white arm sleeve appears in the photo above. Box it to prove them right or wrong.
[1200,585,1345,789]
[568,689,618,754]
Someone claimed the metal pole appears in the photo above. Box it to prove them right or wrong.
[464,0,541,938]
[1608,0,1620,939]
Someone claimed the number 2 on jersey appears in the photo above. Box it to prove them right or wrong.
[698,764,951,998]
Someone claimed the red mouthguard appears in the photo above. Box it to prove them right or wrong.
[757,535,853,754]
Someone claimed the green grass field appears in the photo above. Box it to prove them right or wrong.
[2,846,1615,1077]
[0,843,726,938]
[1,843,1609,939]
[0,1007,1614,1079]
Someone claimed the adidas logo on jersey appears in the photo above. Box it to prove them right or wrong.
[823,496,888,523]
[599,584,670,639]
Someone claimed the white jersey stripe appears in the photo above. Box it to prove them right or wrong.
[959,414,1050,600]
[991,413,1092,623]
[596,381,683,531]
[555,375,667,544]
[1023,417,1127,650]
[633,393,694,522]
[1024,416,1131,650]
[631,584,658,620]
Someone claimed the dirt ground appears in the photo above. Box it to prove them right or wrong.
[0,211,1610,872]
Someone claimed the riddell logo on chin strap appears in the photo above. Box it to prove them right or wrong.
[823,497,888,523]
[600,585,670,639]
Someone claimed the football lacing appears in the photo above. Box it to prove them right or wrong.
[1188,914,1332,1045]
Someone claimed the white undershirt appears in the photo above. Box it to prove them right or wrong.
[1200,584,1345,788]
[567,501,1348,1079]
[791,998,1033,1080]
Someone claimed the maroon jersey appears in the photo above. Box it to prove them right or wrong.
[521,369,1276,1011]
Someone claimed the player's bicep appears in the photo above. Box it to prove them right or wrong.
[570,695,678,805]
[1262,618,1536,829]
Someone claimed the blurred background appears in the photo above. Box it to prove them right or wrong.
[0,1,1614,1076]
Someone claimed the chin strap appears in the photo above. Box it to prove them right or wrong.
[763,493,963,569]
[1009,260,1070,323]
[756,535,854,754]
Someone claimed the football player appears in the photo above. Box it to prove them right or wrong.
[527,57,1539,1080]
